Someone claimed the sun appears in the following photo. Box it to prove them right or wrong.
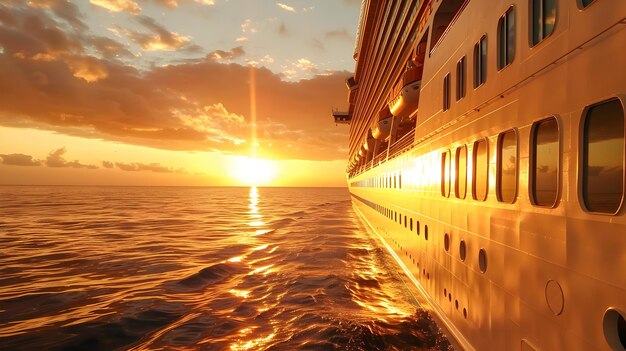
[229,157,278,186]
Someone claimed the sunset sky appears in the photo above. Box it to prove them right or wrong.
[0,0,359,186]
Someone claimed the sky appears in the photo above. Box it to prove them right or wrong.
[0,0,359,186]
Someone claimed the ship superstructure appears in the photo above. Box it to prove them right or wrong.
[339,0,626,350]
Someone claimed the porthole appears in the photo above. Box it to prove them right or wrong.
[410,218,413,231]
[463,308,468,319]
[455,300,459,310]
[603,308,626,351]
[444,288,448,297]
[448,293,452,302]
[425,225,429,240]
[444,233,450,252]
[478,248,488,273]
[459,240,467,261]
[417,221,421,235]
[404,215,407,227]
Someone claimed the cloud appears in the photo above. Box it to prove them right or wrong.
[209,46,245,61]
[325,29,351,41]
[125,16,191,51]
[311,39,324,51]
[115,162,185,173]
[46,148,98,169]
[0,153,42,166]
[27,0,87,30]
[151,0,215,6]
[90,36,134,59]
[66,56,109,82]
[90,0,141,14]
[276,3,296,13]
[278,22,288,36]
[102,160,114,168]
[0,6,351,161]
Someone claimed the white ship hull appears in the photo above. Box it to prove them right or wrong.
[344,0,626,350]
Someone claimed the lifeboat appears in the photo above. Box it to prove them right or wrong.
[388,65,422,117]
[371,107,393,140]
[363,135,375,151]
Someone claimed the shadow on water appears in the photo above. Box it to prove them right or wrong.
[0,186,453,350]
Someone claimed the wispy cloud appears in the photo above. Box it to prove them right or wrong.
[125,16,191,51]
[114,162,185,173]
[325,29,351,41]
[276,2,296,13]
[90,0,141,14]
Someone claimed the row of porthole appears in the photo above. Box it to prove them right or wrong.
[353,194,625,350]
[444,232,488,273]
[443,288,468,319]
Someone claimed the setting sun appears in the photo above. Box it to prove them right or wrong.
[229,157,277,186]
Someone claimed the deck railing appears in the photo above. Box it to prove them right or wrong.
[350,128,416,178]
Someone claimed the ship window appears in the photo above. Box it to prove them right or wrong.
[455,145,467,199]
[410,218,413,231]
[473,139,489,201]
[456,56,466,100]
[473,35,487,88]
[443,73,451,111]
[531,117,559,206]
[579,0,595,8]
[441,150,451,197]
[582,99,624,214]
[497,129,518,203]
[531,0,556,46]
[430,0,469,52]
[497,7,516,70]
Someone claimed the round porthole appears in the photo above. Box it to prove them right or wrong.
[425,225,429,240]
[444,233,450,252]
[459,240,467,261]
[455,300,459,310]
[417,221,420,235]
[463,308,468,319]
[478,248,488,273]
[603,308,626,350]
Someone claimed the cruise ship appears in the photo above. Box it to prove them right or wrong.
[335,0,626,350]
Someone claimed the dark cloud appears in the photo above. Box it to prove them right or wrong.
[278,22,288,36]
[325,29,351,41]
[0,153,42,166]
[115,162,185,173]
[102,160,114,168]
[125,15,193,51]
[311,39,325,51]
[46,147,98,169]
[90,36,134,59]
[28,0,86,31]
[208,46,245,61]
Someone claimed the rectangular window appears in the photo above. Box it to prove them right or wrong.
[441,150,451,197]
[443,73,451,111]
[473,36,487,88]
[531,117,559,206]
[455,145,467,199]
[456,56,466,100]
[497,130,518,203]
[580,0,595,8]
[498,7,515,69]
[582,99,624,214]
[473,139,488,201]
[531,0,556,46]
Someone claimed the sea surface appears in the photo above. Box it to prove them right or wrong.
[0,186,453,351]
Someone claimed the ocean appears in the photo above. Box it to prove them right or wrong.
[0,186,453,350]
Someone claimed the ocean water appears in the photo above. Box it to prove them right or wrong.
[0,186,453,351]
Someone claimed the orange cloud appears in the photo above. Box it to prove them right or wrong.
[0,4,350,161]
[90,0,140,14]
[125,16,191,51]
[114,161,186,173]
[46,147,98,168]
[0,153,42,166]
